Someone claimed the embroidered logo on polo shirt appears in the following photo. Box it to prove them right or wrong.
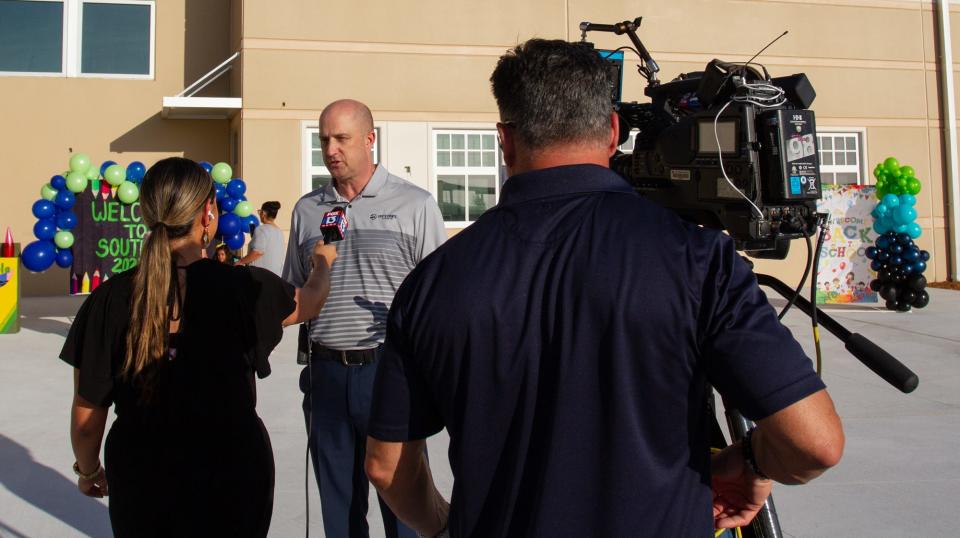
[370,214,397,221]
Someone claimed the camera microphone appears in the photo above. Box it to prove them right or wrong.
[320,206,348,244]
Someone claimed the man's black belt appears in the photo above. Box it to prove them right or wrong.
[311,343,379,366]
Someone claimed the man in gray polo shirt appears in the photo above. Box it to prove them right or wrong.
[283,99,446,538]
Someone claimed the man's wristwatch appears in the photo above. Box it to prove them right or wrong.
[742,428,770,480]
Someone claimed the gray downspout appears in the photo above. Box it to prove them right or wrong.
[937,0,960,280]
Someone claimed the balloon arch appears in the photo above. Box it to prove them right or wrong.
[23,154,259,280]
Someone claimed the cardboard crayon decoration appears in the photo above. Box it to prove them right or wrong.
[1,244,21,333]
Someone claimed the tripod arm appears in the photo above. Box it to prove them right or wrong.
[756,273,919,394]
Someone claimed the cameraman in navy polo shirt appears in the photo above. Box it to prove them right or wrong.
[364,39,844,537]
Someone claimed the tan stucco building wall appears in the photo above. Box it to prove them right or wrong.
[2,0,958,295]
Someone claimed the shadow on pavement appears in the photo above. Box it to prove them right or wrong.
[0,434,111,537]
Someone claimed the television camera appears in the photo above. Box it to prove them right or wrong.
[580,18,821,258]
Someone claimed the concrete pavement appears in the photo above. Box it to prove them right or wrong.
[0,287,957,537]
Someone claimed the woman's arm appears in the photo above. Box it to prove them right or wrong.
[70,369,109,497]
[283,241,338,326]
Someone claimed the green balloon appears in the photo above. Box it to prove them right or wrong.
[104,164,126,186]
[211,162,233,184]
[54,230,75,249]
[85,165,100,180]
[117,181,140,204]
[69,153,91,174]
[65,171,87,193]
[907,178,922,195]
[900,165,915,178]
[233,200,253,218]
[41,184,58,201]
[883,157,900,173]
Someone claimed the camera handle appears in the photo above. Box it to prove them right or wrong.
[756,273,919,394]
[579,18,660,84]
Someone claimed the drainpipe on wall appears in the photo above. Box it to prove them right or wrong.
[937,0,960,280]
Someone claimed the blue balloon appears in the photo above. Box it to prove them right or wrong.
[889,243,903,255]
[21,241,56,272]
[221,196,238,212]
[873,219,889,235]
[32,199,56,219]
[903,248,920,262]
[217,213,241,238]
[870,259,883,271]
[893,205,917,225]
[54,190,76,210]
[100,160,117,177]
[876,236,891,250]
[921,250,931,262]
[225,231,245,250]
[874,202,889,217]
[914,261,927,273]
[55,248,74,268]
[126,161,147,182]
[894,223,909,234]
[33,219,57,240]
[877,250,891,261]
[899,194,917,207]
[897,233,912,244]
[865,246,877,259]
[889,255,903,266]
[215,183,226,201]
[226,179,246,199]
[881,193,900,208]
[199,161,213,173]
[56,211,78,231]
[51,175,67,190]
[238,194,247,202]
[243,214,260,232]
[906,222,922,239]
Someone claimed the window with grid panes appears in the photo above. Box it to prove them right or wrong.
[434,130,499,223]
[307,127,379,192]
[817,132,864,185]
[0,0,154,77]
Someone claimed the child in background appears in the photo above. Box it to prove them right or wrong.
[215,244,234,265]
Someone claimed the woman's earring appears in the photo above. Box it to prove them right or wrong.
[202,226,210,247]
[207,210,215,220]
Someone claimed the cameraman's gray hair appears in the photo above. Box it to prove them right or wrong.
[490,39,613,149]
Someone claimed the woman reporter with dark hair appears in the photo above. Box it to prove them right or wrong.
[62,157,336,537]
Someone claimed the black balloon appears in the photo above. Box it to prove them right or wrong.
[885,299,899,310]
[906,274,927,290]
[900,289,917,304]
[896,302,912,312]
[913,290,930,308]
[880,285,899,301]
[870,279,882,292]
[890,244,904,255]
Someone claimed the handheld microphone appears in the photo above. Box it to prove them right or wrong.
[320,206,348,244]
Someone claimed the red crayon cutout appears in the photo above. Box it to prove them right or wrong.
[2,227,13,257]
[90,269,101,291]
[71,273,79,295]
[100,181,111,200]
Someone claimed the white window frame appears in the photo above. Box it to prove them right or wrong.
[816,128,869,186]
[430,125,502,228]
[0,0,155,79]
[300,121,382,196]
